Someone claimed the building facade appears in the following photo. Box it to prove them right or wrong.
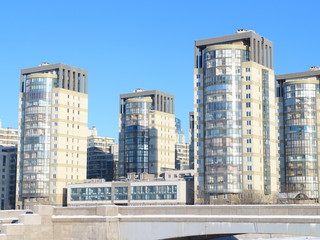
[189,112,195,170]
[87,126,118,181]
[118,89,175,178]
[175,143,189,170]
[175,118,189,170]
[0,121,18,147]
[67,178,190,206]
[16,63,88,208]
[276,67,320,200]
[0,146,17,210]
[193,30,279,204]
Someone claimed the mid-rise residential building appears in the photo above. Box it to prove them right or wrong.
[16,63,88,209]
[0,121,18,147]
[118,89,175,178]
[193,30,279,204]
[0,146,17,210]
[87,126,118,181]
[276,67,320,201]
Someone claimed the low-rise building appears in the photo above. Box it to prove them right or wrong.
[67,175,193,206]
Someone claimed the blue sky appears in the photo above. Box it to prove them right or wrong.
[1,0,319,141]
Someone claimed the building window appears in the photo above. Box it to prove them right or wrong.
[246,68,250,72]
[247,156,252,162]
[246,102,251,108]
[246,85,251,90]
[246,129,252,134]
[246,111,251,117]
[246,120,251,126]
[246,138,252,144]
[247,166,252,171]
[246,76,250,81]
[248,184,253,189]
[246,147,252,153]
[246,94,251,99]
[247,175,253,180]
[196,82,201,87]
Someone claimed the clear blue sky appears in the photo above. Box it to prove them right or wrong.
[1,0,319,141]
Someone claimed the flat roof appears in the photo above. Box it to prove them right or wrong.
[276,70,320,81]
[21,63,87,75]
[120,90,174,99]
[195,31,272,48]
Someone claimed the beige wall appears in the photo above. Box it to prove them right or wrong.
[149,111,176,175]
[241,61,279,196]
[48,88,88,206]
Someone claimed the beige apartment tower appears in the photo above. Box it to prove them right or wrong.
[16,63,88,209]
[193,30,279,204]
[118,89,175,178]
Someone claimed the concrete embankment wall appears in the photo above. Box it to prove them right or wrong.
[1,205,320,240]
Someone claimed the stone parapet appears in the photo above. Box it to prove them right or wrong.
[1,205,320,239]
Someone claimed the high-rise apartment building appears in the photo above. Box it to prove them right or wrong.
[16,63,88,208]
[175,142,189,170]
[0,121,18,147]
[118,89,175,178]
[0,146,17,210]
[175,118,185,144]
[276,67,320,201]
[87,126,118,181]
[175,118,189,170]
[189,112,195,170]
[193,30,279,204]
